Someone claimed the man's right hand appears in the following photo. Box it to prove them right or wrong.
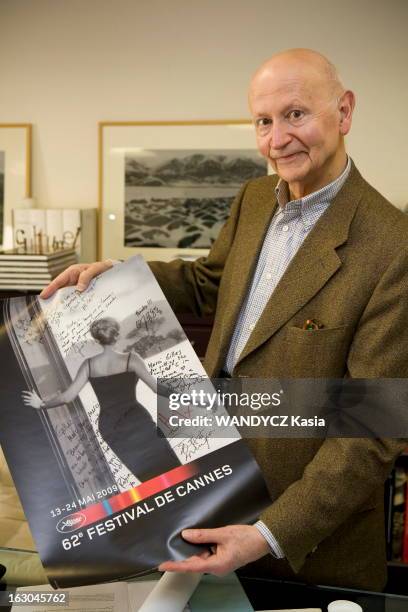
[39,260,115,299]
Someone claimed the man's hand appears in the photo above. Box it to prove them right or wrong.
[158,525,270,576]
[39,260,115,299]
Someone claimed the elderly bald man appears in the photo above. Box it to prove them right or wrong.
[41,49,408,590]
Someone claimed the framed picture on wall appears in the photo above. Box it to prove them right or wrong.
[98,120,267,262]
[0,124,32,249]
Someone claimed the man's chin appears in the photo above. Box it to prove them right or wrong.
[273,157,309,182]
[275,167,308,184]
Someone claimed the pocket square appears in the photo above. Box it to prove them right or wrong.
[302,318,324,331]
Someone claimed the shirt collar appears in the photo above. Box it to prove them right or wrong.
[274,156,352,229]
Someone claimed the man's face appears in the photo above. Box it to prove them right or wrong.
[249,71,345,196]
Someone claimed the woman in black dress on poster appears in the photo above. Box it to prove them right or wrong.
[22,317,180,482]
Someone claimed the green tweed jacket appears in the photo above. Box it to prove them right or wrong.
[149,161,408,590]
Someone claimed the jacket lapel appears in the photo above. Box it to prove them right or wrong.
[215,178,278,364]
[228,184,278,318]
[233,161,365,368]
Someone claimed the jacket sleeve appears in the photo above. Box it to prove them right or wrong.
[259,247,408,572]
[148,181,250,316]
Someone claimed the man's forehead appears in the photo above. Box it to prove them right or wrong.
[249,78,317,108]
[249,53,341,111]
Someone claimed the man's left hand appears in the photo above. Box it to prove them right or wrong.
[158,525,270,576]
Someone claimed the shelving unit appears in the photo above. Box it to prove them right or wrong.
[385,452,408,594]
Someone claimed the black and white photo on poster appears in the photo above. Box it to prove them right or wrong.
[0,152,5,242]
[0,256,271,587]
[124,150,266,248]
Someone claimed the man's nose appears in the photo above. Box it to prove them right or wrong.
[269,119,292,150]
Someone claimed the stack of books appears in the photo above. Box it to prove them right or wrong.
[0,248,77,290]
[13,208,97,262]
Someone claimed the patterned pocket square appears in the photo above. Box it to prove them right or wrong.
[302,318,324,331]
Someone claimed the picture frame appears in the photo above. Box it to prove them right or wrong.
[0,124,32,249]
[98,120,267,262]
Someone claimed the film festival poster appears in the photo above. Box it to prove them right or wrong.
[0,256,271,588]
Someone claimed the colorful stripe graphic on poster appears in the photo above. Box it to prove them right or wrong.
[0,256,271,588]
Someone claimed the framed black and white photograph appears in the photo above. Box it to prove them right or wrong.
[0,152,4,242]
[0,124,32,249]
[99,121,267,261]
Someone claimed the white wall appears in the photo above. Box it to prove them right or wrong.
[1,0,407,209]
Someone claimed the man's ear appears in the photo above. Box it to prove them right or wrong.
[339,90,355,135]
